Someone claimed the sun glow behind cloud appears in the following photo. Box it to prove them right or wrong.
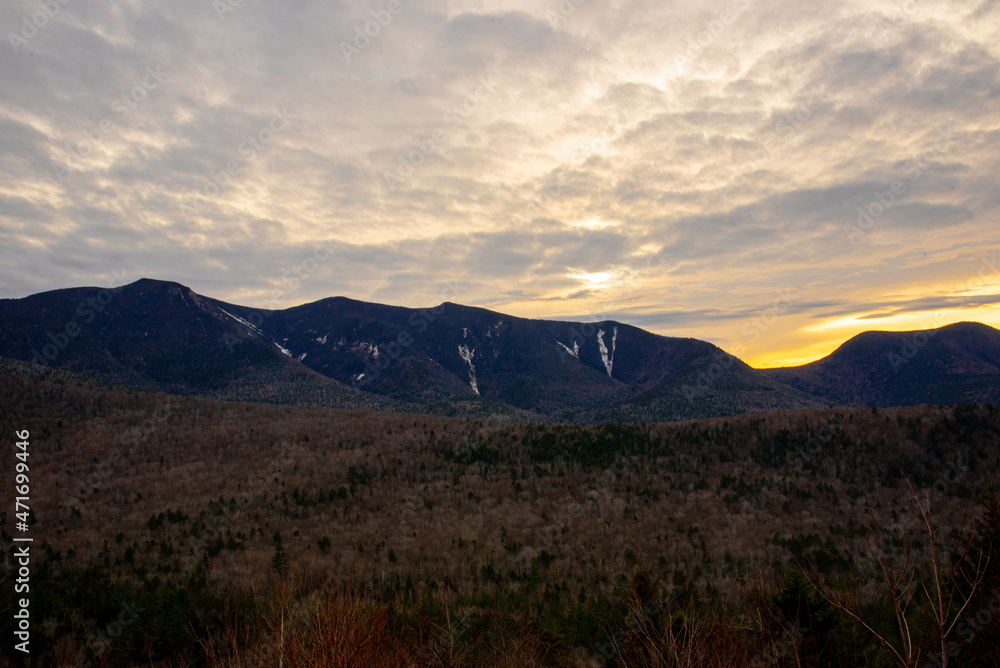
[566,270,615,288]
[569,218,616,230]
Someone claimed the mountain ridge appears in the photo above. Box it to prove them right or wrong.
[1,278,996,421]
[762,320,1000,406]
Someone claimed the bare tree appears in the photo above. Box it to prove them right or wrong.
[800,475,990,668]
[901,478,990,668]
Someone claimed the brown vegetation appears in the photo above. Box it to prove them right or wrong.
[1,368,998,665]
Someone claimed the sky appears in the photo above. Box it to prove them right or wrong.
[1,0,999,368]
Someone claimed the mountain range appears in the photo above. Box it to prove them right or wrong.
[1,278,997,422]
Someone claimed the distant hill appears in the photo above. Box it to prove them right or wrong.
[1,279,996,420]
[763,321,1000,406]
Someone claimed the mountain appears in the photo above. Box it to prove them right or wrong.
[201,288,829,420]
[0,279,401,413]
[0,278,823,422]
[762,321,1000,406]
[3,279,995,421]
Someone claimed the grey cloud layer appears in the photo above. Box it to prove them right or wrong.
[1,0,998,359]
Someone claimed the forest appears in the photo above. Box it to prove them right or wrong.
[1,366,999,666]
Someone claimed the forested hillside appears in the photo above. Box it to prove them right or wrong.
[2,368,999,665]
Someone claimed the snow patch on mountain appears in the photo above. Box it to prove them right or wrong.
[557,341,579,359]
[597,326,618,377]
[352,341,376,358]
[219,308,264,336]
[458,344,479,395]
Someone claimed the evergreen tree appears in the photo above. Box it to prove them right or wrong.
[271,532,289,576]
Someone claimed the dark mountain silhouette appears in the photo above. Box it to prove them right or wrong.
[199,286,828,420]
[762,321,1000,406]
[0,279,400,413]
[1,278,996,420]
[0,278,823,421]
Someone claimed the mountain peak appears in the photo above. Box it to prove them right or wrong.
[2,280,997,420]
[765,320,1000,407]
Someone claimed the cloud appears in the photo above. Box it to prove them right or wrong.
[1,0,999,366]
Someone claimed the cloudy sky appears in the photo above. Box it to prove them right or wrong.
[1,0,999,367]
